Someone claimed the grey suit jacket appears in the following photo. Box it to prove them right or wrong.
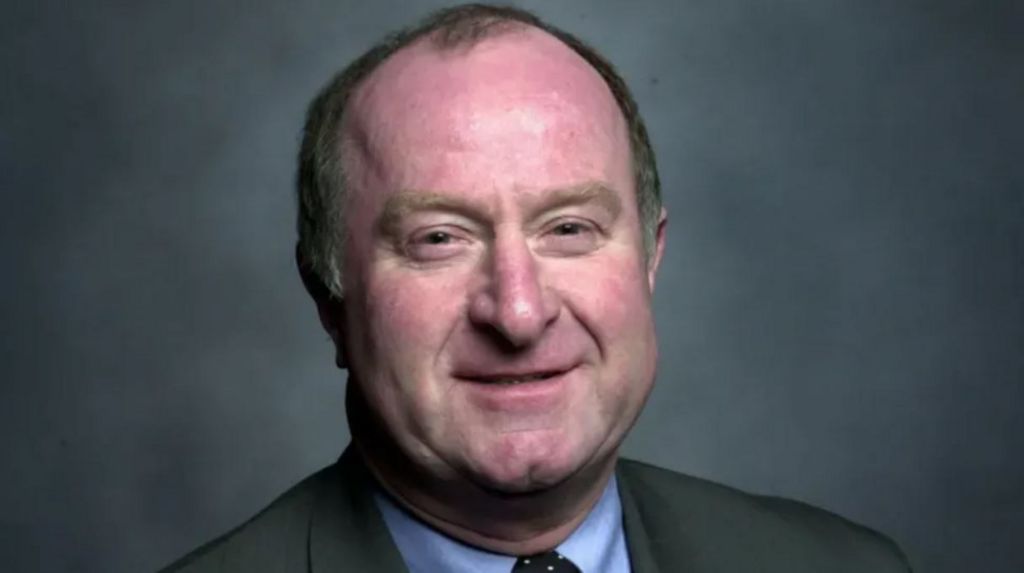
[162,448,911,572]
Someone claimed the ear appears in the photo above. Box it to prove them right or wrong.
[297,246,349,369]
[647,208,667,293]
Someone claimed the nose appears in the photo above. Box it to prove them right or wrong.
[468,234,560,348]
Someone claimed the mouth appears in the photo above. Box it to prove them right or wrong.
[460,371,564,385]
[455,367,575,413]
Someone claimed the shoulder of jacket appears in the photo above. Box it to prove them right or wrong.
[157,463,338,573]
[616,458,911,572]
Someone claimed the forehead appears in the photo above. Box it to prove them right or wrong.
[341,26,630,192]
[351,26,618,116]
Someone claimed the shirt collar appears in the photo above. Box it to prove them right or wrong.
[374,475,626,573]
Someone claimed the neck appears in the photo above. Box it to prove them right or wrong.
[347,389,617,555]
[357,438,616,555]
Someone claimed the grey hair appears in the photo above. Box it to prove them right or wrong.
[297,3,662,298]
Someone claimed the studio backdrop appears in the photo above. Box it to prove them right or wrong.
[1,1,1021,572]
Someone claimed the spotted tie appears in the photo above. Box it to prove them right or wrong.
[512,551,582,572]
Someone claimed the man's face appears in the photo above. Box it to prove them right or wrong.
[334,29,664,492]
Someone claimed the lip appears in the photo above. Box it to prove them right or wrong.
[455,366,577,413]
[450,357,579,382]
[454,368,566,384]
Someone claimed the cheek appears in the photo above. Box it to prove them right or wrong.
[362,271,467,378]
[352,273,469,445]
[369,283,428,339]
[558,252,652,335]
[553,251,656,402]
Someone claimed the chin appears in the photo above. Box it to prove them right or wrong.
[470,465,572,495]
[461,434,597,495]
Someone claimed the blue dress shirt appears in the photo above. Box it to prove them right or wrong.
[374,475,631,573]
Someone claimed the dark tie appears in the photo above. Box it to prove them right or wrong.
[512,551,582,572]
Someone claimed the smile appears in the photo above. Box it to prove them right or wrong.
[459,371,564,385]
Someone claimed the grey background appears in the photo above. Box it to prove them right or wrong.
[2,0,1021,571]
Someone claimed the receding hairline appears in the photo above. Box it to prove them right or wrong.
[347,19,538,101]
[340,21,623,152]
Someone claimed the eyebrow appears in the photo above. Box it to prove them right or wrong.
[524,181,623,222]
[376,191,490,239]
[375,181,623,237]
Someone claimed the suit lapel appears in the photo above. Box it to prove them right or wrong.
[617,463,664,573]
[309,447,409,573]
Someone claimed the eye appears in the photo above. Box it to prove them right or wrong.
[404,227,471,262]
[421,230,454,244]
[551,221,586,236]
[537,218,602,256]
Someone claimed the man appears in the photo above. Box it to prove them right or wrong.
[164,4,911,572]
